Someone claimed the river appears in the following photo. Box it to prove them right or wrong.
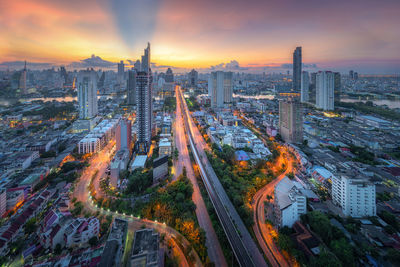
[340,98,400,109]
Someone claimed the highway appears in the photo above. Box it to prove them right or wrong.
[177,86,267,267]
[174,89,227,267]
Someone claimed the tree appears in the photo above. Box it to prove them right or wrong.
[89,236,98,246]
[24,218,37,235]
[54,244,62,255]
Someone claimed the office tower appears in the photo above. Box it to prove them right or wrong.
[209,71,233,108]
[77,69,98,119]
[293,47,302,92]
[19,61,27,94]
[333,72,341,102]
[134,60,141,71]
[349,70,354,79]
[117,60,125,85]
[353,72,359,80]
[127,70,136,105]
[136,43,153,153]
[279,97,303,144]
[316,71,334,111]
[116,119,132,151]
[98,72,105,89]
[165,68,174,82]
[188,69,198,87]
[300,71,309,103]
[141,43,150,72]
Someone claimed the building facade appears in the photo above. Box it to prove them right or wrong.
[116,119,132,151]
[279,98,303,144]
[188,69,198,87]
[316,71,334,111]
[127,70,136,105]
[136,43,153,153]
[300,71,309,103]
[77,70,98,119]
[209,71,233,108]
[293,47,302,92]
[332,174,376,217]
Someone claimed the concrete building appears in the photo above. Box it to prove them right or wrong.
[158,138,172,156]
[165,68,174,83]
[274,177,307,228]
[131,228,164,267]
[316,71,334,111]
[77,70,98,119]
[116,119,132,152]
[78,119,119,154]
[188,69,198,87]
[136,43,153,153]
[334,72,341,102]
[153,156,168,183]
[64,217,99,248]
[300,71,309,103]
[209,71,233,108]
[293,47,302,92]
[117,60,125,86]
[19,61,27,94]
[0,189,6,217]
[131,155,148,171]
[279,98,303,144]
[127,70,136,105]
[110,148,130,189]
[99,219,128,267]
[332,174,376,217]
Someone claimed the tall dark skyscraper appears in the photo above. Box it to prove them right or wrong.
[293,47,302,92]
[136,43,152,153]
[19,61,27,94]
[127,70,136,105]
[279,97,303,144]
[188,69,198,87]
[165,68,174,82]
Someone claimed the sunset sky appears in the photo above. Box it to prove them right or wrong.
[0,0,399,73]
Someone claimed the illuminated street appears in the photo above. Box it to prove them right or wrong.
[174,86,228,267]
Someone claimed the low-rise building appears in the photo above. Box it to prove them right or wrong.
[131,228,164,267]
[64,217,99,248]
[99,218,128,267]
[274,177,307,228]
[153,156,168,183]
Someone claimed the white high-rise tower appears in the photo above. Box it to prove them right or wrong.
[77,70,98,119]
[300,71,309,103]
[316,71,334,111]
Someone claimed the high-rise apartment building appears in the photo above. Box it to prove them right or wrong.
[209,71,233,108]
[77,70,98,119]
[116,119,132,151]
[127,70,136,105]
[300,71,309,103]
[136,43,152,153]
[334,72,341,102]
[165,68,174,83]
[293,47,302,92]
[332,174,376,217]
[279,97,303,144]
[316,71,334,111]
[117,60,125,86]
[19,61,27,94]
[188,69,198,87]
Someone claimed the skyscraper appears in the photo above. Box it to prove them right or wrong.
[127,70,136,105]
[77,69,98,119]
[188,69,198,88]
[300,71,309,103]
[117,60,125,86]
[293,47,302,92]
[209,71,233,108]
[136,43,153,153]
[19,61,27,94]
[316,71,334,111]
[165,68,174,83]
[334,72,341,102]
[134,60,141,71]
[116,119,132,152]
[279,97,303,144]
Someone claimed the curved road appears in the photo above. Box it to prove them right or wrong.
[252,147,293,267]
[72,142,201,267]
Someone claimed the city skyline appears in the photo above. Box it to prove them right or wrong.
[0,0,400,74]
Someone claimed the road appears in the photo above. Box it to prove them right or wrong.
[252,146,293,267]
[177,86,267,267]
[174,90,228,267]
[72,141,201,267]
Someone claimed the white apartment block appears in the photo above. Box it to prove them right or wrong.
[332,174,376,217]
[316,71,334,111]
[64,217,99,248]
[274,177,307,228]
[209,71,233,108]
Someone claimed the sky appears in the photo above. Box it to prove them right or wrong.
[0,0,399,74]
